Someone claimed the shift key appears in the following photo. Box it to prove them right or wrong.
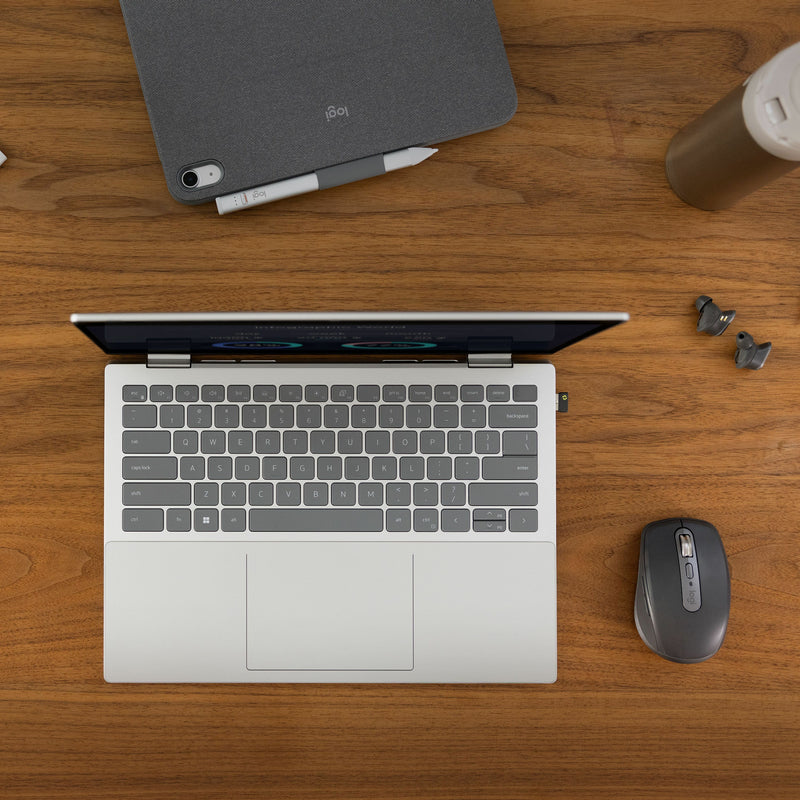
[123,482,191,506]
[469,483,538,506]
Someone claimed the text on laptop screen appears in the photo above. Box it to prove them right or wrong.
[74,316,624,356]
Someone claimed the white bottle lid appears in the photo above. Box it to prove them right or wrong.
[742,40,800,161]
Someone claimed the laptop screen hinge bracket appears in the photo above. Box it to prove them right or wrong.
[146,353,192,368]
[467,353,513,368]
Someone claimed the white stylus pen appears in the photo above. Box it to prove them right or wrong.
[215,146,438,215]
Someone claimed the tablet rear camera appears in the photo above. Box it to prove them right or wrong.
[181,170,199,188]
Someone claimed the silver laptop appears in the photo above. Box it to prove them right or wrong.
[71,311,628,683]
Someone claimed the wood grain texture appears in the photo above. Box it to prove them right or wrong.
[1,0,800,797]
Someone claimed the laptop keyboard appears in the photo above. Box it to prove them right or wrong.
[120,382,539,535]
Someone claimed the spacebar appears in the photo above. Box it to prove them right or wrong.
[249,509,383,532]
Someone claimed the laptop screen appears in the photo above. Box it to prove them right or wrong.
[71,312,628,357]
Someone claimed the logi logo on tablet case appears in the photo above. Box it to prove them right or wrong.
[325,104,350,122]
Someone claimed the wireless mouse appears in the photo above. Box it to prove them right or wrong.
[634,518,730,663]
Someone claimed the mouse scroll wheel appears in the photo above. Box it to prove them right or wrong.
[679,533,694,558]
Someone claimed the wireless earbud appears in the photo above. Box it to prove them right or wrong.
[695,295,735,335]
[734,331,772,370]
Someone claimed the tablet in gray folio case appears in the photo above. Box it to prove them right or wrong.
[118,0,518,205]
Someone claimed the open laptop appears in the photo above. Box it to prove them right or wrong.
[118,0,517,204]
[71,311,628,683]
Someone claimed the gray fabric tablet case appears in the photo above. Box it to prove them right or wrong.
[118,0,518,205]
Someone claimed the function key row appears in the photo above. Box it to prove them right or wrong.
[123,384,537,404]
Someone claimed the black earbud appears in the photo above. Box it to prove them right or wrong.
[695,295,735,335]
[734,331,772,370]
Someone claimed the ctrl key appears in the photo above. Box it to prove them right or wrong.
[122,508,163,532]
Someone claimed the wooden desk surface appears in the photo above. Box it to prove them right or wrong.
[1,1,799,797]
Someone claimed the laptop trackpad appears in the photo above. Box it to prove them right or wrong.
[246,544,414,671]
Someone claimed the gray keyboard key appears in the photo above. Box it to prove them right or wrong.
[304,483,328,506]
[180,456,205,480]
[420,431,445,454]
[455,457,480,480]
[283,431,308,454]
[149,385,173,403]
[502,430,537,455]
[208,457,232,480]
[434,385,458,402]
[475,431,501,454]
[194,508,218,532]
[358,483,383,506]
[489,405,537,428]
[406,405,431,428]
[400,456,424,480]
[253,385,276,402]
[227,385,250,402]
[447,431,472,455]
[279,385,302,402]
[221,509,246,532]
[256,431,281,454]
[305,385,328,402]
[269,405,294,428]
[351,405,377,428]
[482,456,538,480]
[372,456,397,480]
[324,405,350,428]
[433,405,459,428]
[276,482,301,506]
[344,457,369,480]
[122,405,157,428]
[331,385,354,402]
[242,405,267,428]
[167,508,191,532]
[509,509,538,532]
[122,508,163,532]
[357,385,380,402]
[262,457,287,480]
[338,431,363,454]
[187,405,212,428]
[460,385,484,402]
[123,385,147,402]
[221,483,246,506]
[408,385,432,402]
[414,509,438,532]
[513,385,538,402]
[365,431,390,454]
[194,483,219,506]
[468,483,538,506]
[426,457,452,480]
[249,483,273,506]
[201,385,225,402]
[201,430,226,453]
[475,520,507,533]
[186,406,211,428]
[317,457,342,480]
[173,431,198,454]
[473,509,506,521]
[311,430,336,454]
[442,509,470,532]
[159,405,185,428]
[235,457,260,480]
[486,385,510,402]
[440,482,466,506]
[228,430,254,454]
[331,483,356,506]
[123,483,191,506]
[393,431,418,454]
[461,405,486,428]
[289,457,314,480]
[383,385,406,402]
[386,483,411,506]
[297,405,322,428]
[214,404,239,428]
[122,430,170,454]
[379,405,404,428]
[386,509,412,532]
[250,509,383,532]
[175,385,199,403]
[413,483,438,506]
[122,457,177,480]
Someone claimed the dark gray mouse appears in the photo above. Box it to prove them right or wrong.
[634,518,730,663]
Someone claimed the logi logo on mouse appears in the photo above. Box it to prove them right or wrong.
[325,104,350,122]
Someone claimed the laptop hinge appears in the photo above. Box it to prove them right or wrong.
[467,353,513,368]
[146,353,192,368]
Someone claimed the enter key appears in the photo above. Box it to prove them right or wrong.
[482,457,538,480]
